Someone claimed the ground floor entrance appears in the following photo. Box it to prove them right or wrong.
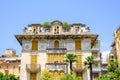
[76,72,83,80]
[30,73,36,80]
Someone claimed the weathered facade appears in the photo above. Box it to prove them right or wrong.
[0,49,21,76]
[112,27,120,66]
[15,20,101,80]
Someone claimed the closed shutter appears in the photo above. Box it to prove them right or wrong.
[75,40,81,50]
[76,55,82,68]
[32,40,38,50]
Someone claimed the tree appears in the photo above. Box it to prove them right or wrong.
[40,70,53,80]
[2,74,19,80]
[63,22,70,31]
[0,72,19,80]
[0,72,4,80]
[84,56,95,80]
[107,60,118,72]
[65,53,77,74]
[42,22,51,28]
[97,60,120,80]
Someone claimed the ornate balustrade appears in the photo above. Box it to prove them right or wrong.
[46,63,68,73]
[72,64,85,72]
[46,48,67,54]
[26,64,41,73]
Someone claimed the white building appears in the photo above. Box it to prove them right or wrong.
[15,20,101,80]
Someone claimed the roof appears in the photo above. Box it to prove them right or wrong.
[15,34,98,46]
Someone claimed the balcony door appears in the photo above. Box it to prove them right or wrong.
[30,73,36,80]
[48,54,64,63]
[54,40,59,48]
[32,40,38,50]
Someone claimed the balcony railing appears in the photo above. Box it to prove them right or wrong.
[92,47,99,52]
[101,66,107,71]
[94,57,101,61]
[46,48,67,54]
[46,63,68,73]
[26,64,41,73]
[72,64,85,72]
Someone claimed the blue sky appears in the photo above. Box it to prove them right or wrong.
[0,0,120,55]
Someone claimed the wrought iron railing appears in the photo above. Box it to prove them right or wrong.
[46,63,68,73]
[91,47,99,52]
[46,48,67,53]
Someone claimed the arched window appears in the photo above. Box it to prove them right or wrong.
[54,40,59,48]
[54,26,59,34]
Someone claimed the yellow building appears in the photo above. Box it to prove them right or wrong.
[0,49,21,76]
[15,20,101,80]
[113,27,120,66]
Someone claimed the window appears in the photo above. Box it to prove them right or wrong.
[19,67,20,73]
[30,73,36,80]
[54,26,59,34]
[48,54,64,63]
[54,40,59,48]
[31,55,38,68]
[75,40,81,50]
[32,40,38,50]
[5,70,9,74]
[6,66,8,69]
[13,66,15,69]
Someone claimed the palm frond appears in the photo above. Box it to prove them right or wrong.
[84,56,95,68]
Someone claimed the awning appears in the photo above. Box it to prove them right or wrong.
[92,69,101,72]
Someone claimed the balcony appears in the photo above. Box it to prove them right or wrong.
[94,57,101,61]
[101,66,107,71]
[26,64,41,73]
[92,47,99,52]
[46,63,68,73]
[46,48,67,54]
[72,64,85,72]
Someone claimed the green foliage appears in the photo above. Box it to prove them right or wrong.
[42,22,51,27]
[97,72,119,80]
[97,74,109,80]
[40,70,53,80]
[0,73,19,80]
[107,60,118,72]
[65,54,77,62]
[0,72,4,79]
[63,22,71,31]
[65,53,77,74]
[84,56,95,68]
[60,74,81,80]
[84,56,95,80]
[97,60,120,80]
[63,22,70,29]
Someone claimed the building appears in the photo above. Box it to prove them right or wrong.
[101,63,107,75]
[15,20,101,80]
[100,51,109,75]
[112,27,120,66]
[109,41,117,61]
[0,49,21,76]
[91,40,101,79]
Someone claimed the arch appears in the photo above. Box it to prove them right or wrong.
[60,71,65,77]
[54,40,59,48]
